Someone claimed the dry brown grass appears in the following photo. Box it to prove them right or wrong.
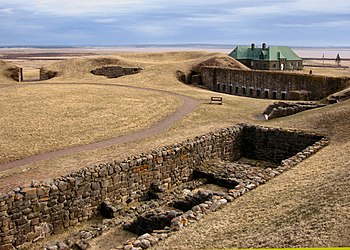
[0,51,273,192]
[0,60,16,84]
[303,59,350,77]
[0,83,181,164]
[0,50,349,249]
[155,99,350,250]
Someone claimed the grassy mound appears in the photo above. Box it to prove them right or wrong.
[0,60,18,83]
[42,56,139,80]
[192,55,250,72]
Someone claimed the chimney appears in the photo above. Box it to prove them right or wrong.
[262,43,267,50]
[251,43,255,50]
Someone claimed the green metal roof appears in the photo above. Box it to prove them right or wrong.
[229,45,302,61]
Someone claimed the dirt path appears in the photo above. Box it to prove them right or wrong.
[0,82,199,171]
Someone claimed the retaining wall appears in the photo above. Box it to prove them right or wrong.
[262,102,326,120]
[201,67,349,100]
[5,67,22,82]
[40,68,58,80]
[90,66,141,78]
[0,124,325,249]
[242,125,322,163]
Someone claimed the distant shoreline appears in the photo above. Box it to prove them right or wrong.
[1,44,350,59]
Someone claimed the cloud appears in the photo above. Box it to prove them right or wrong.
[94,18,118,24]
[276,20,350,28]
[133,24,171,36]
[0,0,349,46]
[0,8,13,15]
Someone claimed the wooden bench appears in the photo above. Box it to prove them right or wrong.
[210,97,223,105]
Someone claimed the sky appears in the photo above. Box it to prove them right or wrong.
[0,0,350,47]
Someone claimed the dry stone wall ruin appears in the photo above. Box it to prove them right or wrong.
[200,67,349,100]
[0,124,327,249]
[263,102,326,120]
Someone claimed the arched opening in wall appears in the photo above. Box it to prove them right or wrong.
[249,88,253,96]
[216,83,220,91]
[235,86,239,94]
[222,84,227,92]
[281,92,287,100]
[272,91,277,99]
[264,90,269,99]
[229,84,233,93]
[256,89,261,98]
[242,87,246,95]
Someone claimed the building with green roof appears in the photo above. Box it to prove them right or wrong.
[229,43,303,70]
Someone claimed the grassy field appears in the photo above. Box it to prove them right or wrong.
[0,50,349,249]
[0,83,182,164]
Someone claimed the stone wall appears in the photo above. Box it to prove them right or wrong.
[5,67,22,82]
[0,126,243,249]
[263,102,326,120]
[201,67,349,100]
[0,124,326,249]
[90,66,142,78]
[40,68,57,80]
[242,125,323,163]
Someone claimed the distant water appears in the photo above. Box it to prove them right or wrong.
[1,44,349,58]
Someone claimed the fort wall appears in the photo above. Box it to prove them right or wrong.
[201,67,349,100]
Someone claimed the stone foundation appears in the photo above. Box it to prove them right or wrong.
[0,124,327,249]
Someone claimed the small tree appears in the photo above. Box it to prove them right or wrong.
[335,53,341,66]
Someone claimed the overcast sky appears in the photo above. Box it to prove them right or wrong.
[0,0,349,46]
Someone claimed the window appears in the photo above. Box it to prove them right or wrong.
[235,86,239,94]
[222,84,226,92]
[249,88,253,96]
[242,87,246,95]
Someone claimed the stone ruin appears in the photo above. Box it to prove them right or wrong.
[90,66,142,78]
[263,101,326,120]
[0,124,329,249]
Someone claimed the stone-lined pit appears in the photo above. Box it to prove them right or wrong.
[0,124,328,249]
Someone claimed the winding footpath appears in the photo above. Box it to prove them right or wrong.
[0,83,199,171]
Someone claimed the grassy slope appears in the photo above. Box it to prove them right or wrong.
[0,60,16,84]
[155,100,350,249]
